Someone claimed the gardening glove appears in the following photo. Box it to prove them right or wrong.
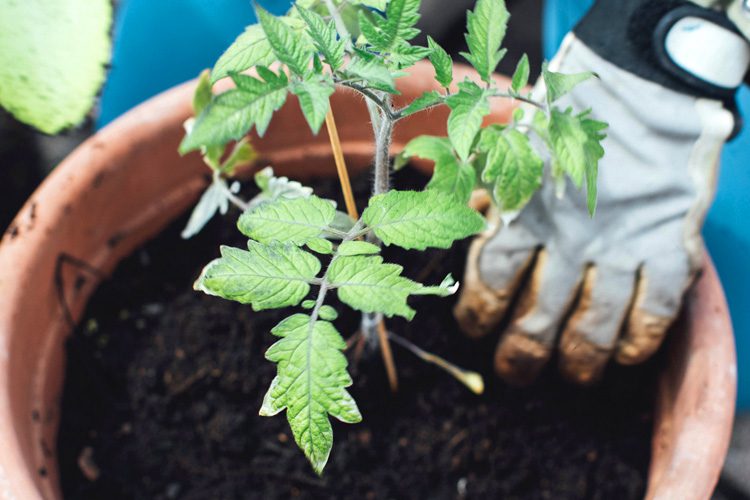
[454,0,750,385]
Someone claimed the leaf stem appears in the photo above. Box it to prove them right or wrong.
[391,89,547,121]
[213,172,250,212]
[387,331,484,395]
[334,80,399,121]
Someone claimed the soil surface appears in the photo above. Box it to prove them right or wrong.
[58,170,656,500]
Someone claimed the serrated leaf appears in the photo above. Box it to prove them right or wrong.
[344,56,397,92]
[461,0,509,83]
[427,36,453,88]
[427,158,476,204]
[195,243,320,310]
[318,306,339,321]
[547,108,607,215]
[238,195,336,245]
[212,25,274,83]
[296,6,346,70]
[291,74,335,134]
[402,135,475,203]
[193,70,213,116]
[362,190,485,250]
[261,314,360,475]
[389,43,432,68]
[257,6,313,76]
[399,90,443,117]
[382,0,421,45]
[0,0,112,133]
[359,0,420,54]
[337,241,381,256]
[511,54,530,93]
[180,70,289,152]
[446,80,490,161]
[329,255,422,319]
[307,238,334,254]
[481,128,543,211]
[542,62,596,104]
[181,181,229,239]
[403,135,455,167]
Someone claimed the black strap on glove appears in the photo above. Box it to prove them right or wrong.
[575,0,748,138]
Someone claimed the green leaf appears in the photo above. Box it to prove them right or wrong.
[180,70,289,152]
[0,0,112,133]
[481,128,543,212]
[291,74,335,134]
[542,62,596,104]
[382,0,421,45]
[358,0,420,53]
[221,138,256,175]
[261,314,360,475]
[461,0,509,83]
[427,36,453,88]
[398,91,443,117]
[212,25,274,83]
[446,80,490,161]
[388,44,432,68]
[547,108,607,215]
[402,135,475,203]
[344,56,397,93]
[427,158,476,204]
[194,243,321,310]
[238,195,336,245]
[257,6,312,76]
[511,54,530,93]
[296,6,346,70]
[193,70,214,116]
[329,256,422,319]
[318,306,339,321]
[301,299,316,309]
[403,135,455,167]
[337,241,381,256]
[352,0,389,10]
[362,190,486,250]
[307,238,334,254]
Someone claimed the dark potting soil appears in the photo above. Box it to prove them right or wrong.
[57,169,656,500]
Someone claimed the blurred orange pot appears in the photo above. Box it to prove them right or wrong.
[0,61,736,499]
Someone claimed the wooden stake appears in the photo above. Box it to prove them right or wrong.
[377,320,399,392]
[325,109,359,220]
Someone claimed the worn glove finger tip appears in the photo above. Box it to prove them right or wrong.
[453,290,508,339]
[558,329,611,385]
[615,311,672,365]
[494,332,551,386]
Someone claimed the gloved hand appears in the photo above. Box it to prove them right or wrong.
[454,0,750,385]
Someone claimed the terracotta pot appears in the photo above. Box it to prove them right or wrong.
[0,61,736,499]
